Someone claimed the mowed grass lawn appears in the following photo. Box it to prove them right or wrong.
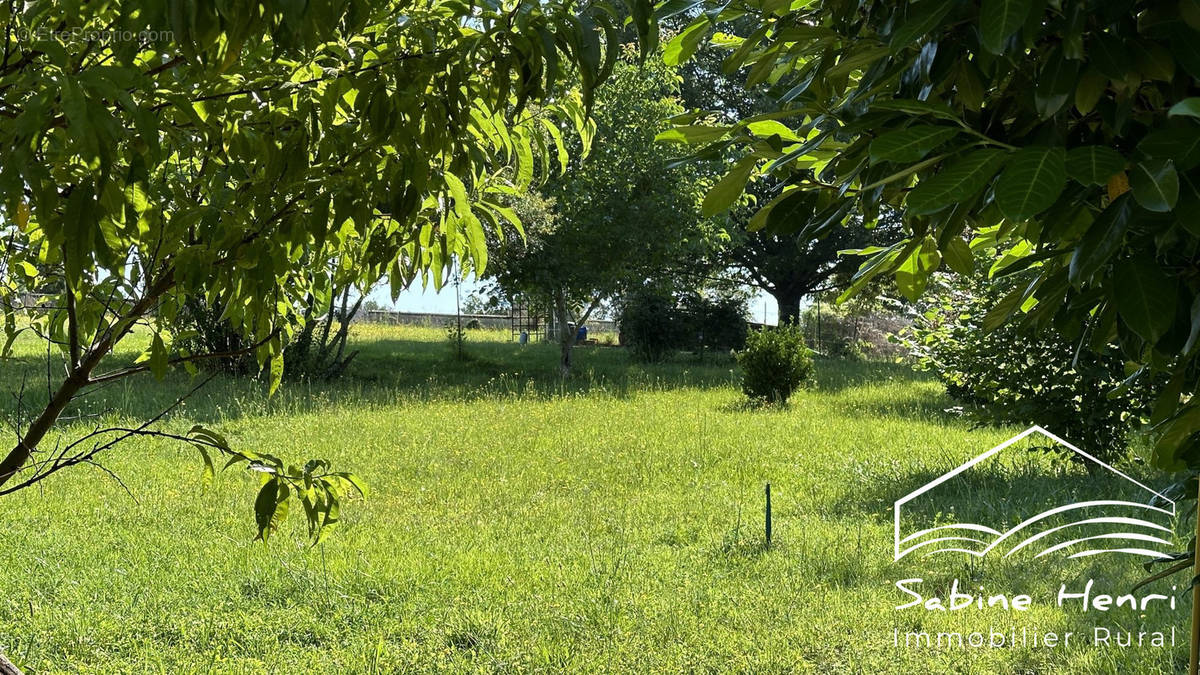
[0,324,1189,673]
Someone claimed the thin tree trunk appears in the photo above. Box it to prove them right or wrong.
[327,293,364,378]
[552,290,604,378]
[0,275,174,488]
[0,652,22,675]
[554,289,574,378]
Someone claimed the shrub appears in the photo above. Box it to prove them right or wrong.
[176,297,255,374]
[826,336,870,361]
[798,293,908,360]
[736,324,814,404]
[618,287,682,362]
[678,292,749,352]
[619,288,749,361]
[900,269,1157,465]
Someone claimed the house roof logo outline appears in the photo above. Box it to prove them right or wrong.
[893,425,1176,562]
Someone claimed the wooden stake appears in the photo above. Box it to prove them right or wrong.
[765,482,772,549]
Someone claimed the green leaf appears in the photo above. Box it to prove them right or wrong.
[994,147,1067,221]
[196,444,215,491]
[980,0,1032,54]
[1151,370,1187,426]
[942,236,974,275]
[869,99,960,122]
[254,479,280,542]
[1170,23,1200,79]
[1169,98,1200,119]
[514,134,534,189]
[1137,127,1200,171]
[894,237,940,301]
[702,157,756,217]
[1065,146,1125,186]
[1113,255,1178,344]
[1,311,21,359]
[1186,294,1200,356]
[338,472,370,498]
[1074,67,1107,115]
[765,190,820,233]
[1184,0,1200,30]
[748,188,812,232]
[630,0,658,60]
[1090,31,1130,80]
[315,495,341,545]
[189,424,231,451]
[444,172,470,216]
[906,149,1007,215]
[1034,46,1079,118]
[894,248,925,302]
[269,352,284,397]
[745,120,801,142]
[655,125,730,145]
[869,126,960,163]
[1068,195,1132,286]
[982,283,1029,332]
[1179,173,1200,237]
[1152,404,1200,471]
[889,0,957,50]
[663,18,708,66]
[839,241,908,303]
[149,333,168,380]
[539,118,569,173]
[1130,159,1179,213]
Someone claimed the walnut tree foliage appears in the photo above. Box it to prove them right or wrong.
[0,0,652,541]
[900,265,1158,465]
[664,0,1200,474]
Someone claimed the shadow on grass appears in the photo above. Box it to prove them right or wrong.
[832,390,954,424]
[811,358,921,393]
[0,337,940,450]
[829,436,1174,533]
[0,336,749,426]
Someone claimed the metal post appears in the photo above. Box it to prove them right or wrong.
[765,482,773,549]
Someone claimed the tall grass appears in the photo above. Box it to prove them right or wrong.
[0,324,1184,673]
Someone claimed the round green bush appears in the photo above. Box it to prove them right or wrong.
[618,287,683,362]
[736,324,815,404]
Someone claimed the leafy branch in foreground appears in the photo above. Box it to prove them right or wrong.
[0,0,652,537]
[188,426,366,544]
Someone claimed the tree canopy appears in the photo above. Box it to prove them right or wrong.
[0,0,651,539]
[485,53,716,373]
[666,0,1200,472]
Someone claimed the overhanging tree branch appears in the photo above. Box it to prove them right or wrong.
[87,328,280,385]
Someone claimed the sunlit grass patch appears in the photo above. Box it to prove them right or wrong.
[0,323,1185,673]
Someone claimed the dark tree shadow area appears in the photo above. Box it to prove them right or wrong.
[0,333,743,426]
[0,332,937,440]
[830,435,1171,530]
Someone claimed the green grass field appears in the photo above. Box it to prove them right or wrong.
[0,324,1190,673]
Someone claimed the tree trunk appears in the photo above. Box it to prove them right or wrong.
[553,289,575,378]
[0,275,174,490]
[560,334,573,376]
[0,652,21,675]
[774,289,803,327]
